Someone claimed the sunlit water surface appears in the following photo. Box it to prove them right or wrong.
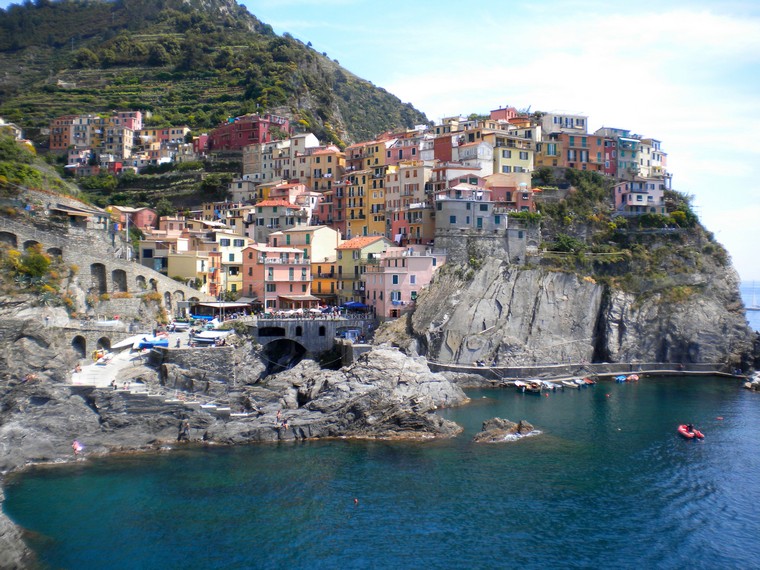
[5,376,760,569]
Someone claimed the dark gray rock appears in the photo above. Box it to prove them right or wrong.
[473,417,535,443]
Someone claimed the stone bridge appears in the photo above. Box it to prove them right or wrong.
[0,216,213,318]
[64,324,144,360]
[247,317,375,358]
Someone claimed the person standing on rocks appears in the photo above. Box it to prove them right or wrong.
[177,419,190,442]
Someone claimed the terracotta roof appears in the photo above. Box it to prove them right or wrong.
[337,236,385,250]
[255,199,299,209]
[311,146,342,155]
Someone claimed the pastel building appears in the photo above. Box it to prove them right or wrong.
[434,184,508,232]
[336,235,394,305]
[245,199,305,243]
[207,114,290,152]
[364,245,447,319]
[241,244,315,310]
[613,180,666,216]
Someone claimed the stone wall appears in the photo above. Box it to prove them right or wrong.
[435,222,539,266]
[0,214,213,323]
[152,346,236,384]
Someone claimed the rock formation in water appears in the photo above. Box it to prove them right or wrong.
[472,418,536,443]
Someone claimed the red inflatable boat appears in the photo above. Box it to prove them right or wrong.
[678,424,704,439]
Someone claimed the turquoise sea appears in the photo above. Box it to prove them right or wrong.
[4,376,760,569]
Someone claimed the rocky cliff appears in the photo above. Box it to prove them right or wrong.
[406,257,753,368]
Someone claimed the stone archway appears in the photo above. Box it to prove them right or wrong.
[47,247,63,258]
[0,231,17,247]
[149,278,158,291]
[112,269,128,292]
[164,291,172,311]
[260,338,307,375]
[173,290,185,303]
[96,337,111,350]
[90,263,107,294]
[23,240,41,251]
[136,275,147,290]
[72,335,86,358]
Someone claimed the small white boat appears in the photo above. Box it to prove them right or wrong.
[562,380,580,389]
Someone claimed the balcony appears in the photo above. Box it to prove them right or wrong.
[258,257,311,265]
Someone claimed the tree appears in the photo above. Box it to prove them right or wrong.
[73,48,99,68]
[155,198,174,217]
[148,44,171,66]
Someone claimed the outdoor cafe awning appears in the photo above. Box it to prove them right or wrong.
[278,294,321,302]
[195,302,252,309]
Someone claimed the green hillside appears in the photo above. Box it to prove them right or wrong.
[0,0,428,145]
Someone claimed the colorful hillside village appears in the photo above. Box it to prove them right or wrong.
[43,105,671,318]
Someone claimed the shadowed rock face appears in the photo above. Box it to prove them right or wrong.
[409,259,754,368]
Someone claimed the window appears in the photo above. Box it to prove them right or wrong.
[301,268,307,281]
[288,268,294,280]
[502,149,511,158]
[392,275,399,285]
[233,239,244,247]
[449,215,456,224]
[305,234,310,245]
[502,166,512,173]
[266,283,276,292]
[286,235,291,245]
[248,268,252,276]
[228,253,235,262]
[220,238,230,246]
[410,275,416,285]
[519,151,528,160]
[143,249,153,258]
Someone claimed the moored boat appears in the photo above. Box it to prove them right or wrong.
[562,380,580,389]
[677,424,704,439]
[583,377,596,385]
[525,381,543,394]
[626,374,640,382]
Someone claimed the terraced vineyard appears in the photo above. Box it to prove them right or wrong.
[0,0,429,144]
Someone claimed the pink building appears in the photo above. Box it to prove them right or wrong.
[208,114,290,152]
[109,206,158,230]
[159,216,187,233]
[241,244,315,310]
[364,245,446,319]
[484,173,535,212]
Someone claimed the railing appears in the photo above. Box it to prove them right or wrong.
[258,257,311,265]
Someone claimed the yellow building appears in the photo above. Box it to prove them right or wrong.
[213,232,251,295]
[311,257,338,305]
[483,131,534,174]
[345,169,371,238]
[167,251,212,294]
[336,235,393,305]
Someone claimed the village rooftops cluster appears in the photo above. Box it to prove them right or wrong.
[44,105,671,318]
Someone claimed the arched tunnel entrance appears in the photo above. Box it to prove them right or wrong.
[261,339,307,375]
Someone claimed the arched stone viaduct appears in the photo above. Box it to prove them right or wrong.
[66,326,140,359]
[248,318,374,354]
[0,216,213,317]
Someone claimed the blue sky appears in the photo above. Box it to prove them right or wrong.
[243,0,760,282]
[1,0,758,281]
